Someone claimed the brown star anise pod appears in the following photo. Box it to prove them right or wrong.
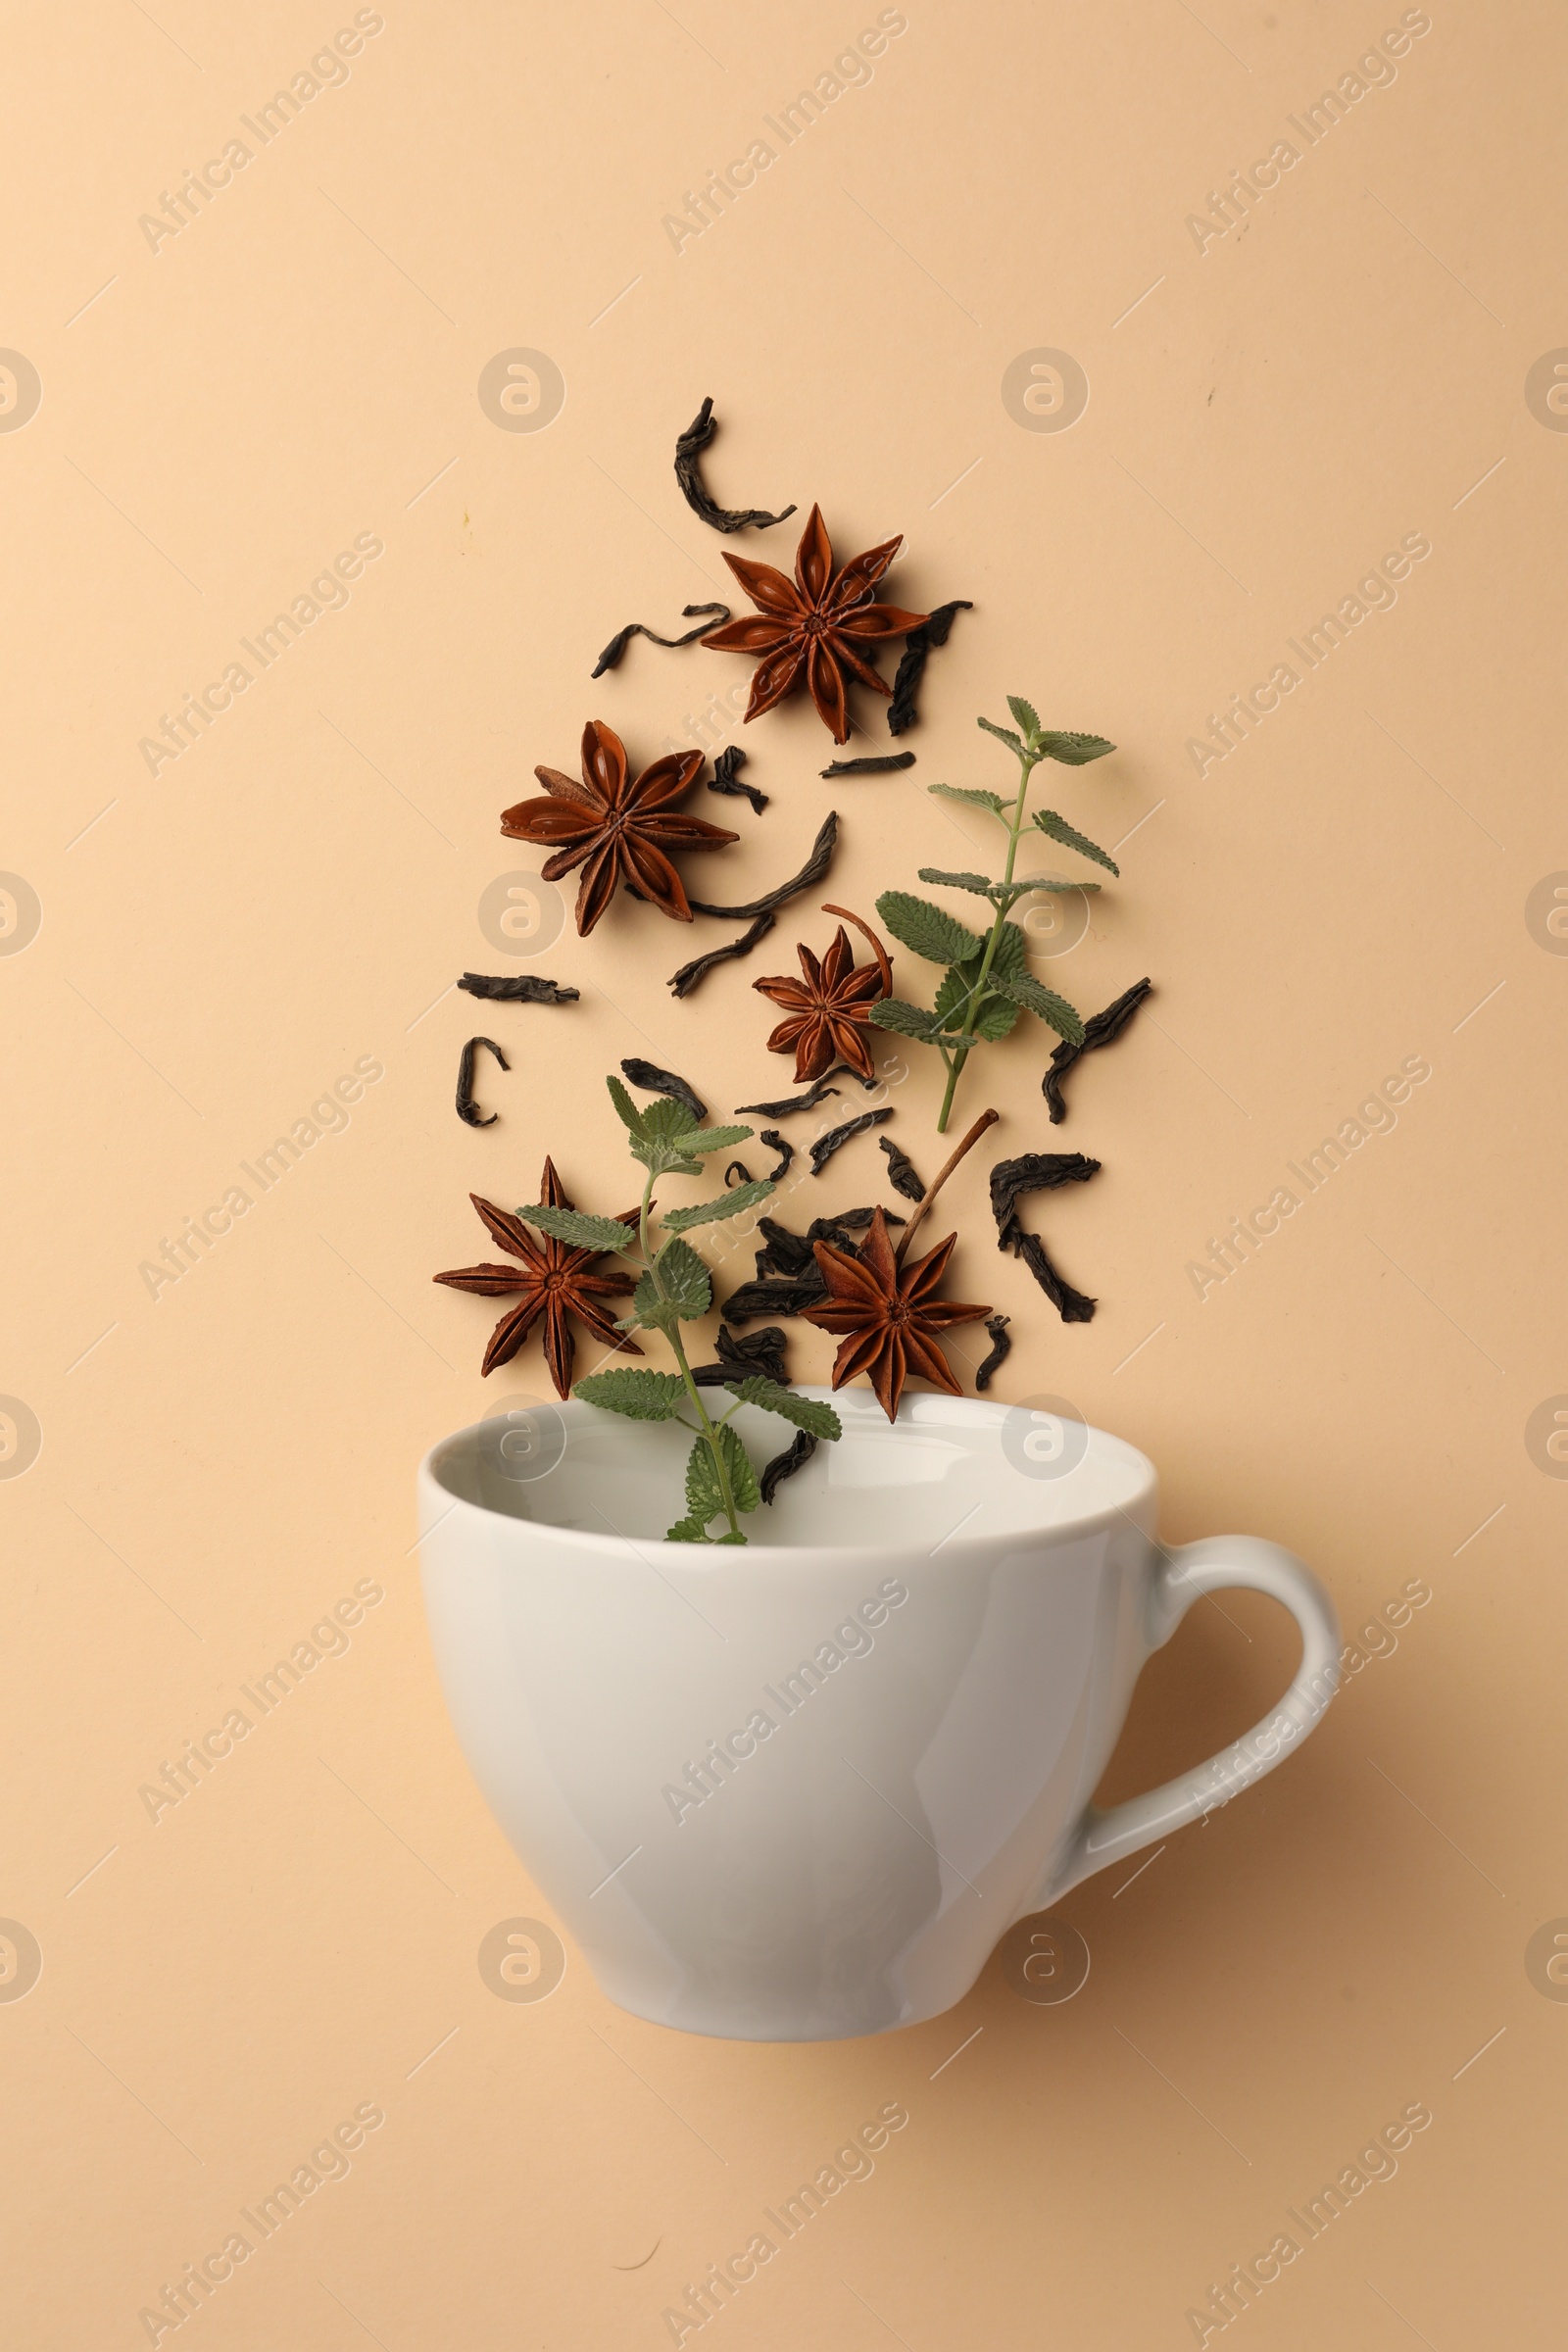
[753,903,893,1084]
[432,1159,640,1396]
[701,504,928,743]
[500,719,739,936]
[802,1205,990,1423]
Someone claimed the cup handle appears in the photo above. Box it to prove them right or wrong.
[1015,1536,1341,1919]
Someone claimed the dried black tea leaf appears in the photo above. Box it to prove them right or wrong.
[690,1323,790,1388]
[819,753,916,777]
[458,972,580,1005]
[667,908,776,998]
[720,1272,828,1324]
[1043,977,1152,1123]
[724,1160,752,1188]
[754,1218,816,1278]
[888,600,973,736]
[879,1135,926,1202]
[685,811,839,921]
[808,1206,903,1250]
[674,396,798,535]
[457,1036,509,1127]
[733,1076,844,1118]
[808,1107,893,1175]
[989,1152,1102,1248]
[1016,1232,1096,1323]
[708,743,767,816]
[620,1058,708,1123]
[974,1314,1011,1392]
[591,603,730,677]
[760,1428,817,1502]
[759,1129,794,1183]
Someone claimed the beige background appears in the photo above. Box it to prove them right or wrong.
[4,1,1565,2343]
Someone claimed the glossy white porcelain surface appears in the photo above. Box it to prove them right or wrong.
[417,1393,1339,2040]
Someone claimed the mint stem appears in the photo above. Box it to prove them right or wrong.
[936,749,1037,1133]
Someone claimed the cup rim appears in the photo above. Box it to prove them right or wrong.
[416,1389,1157,1565]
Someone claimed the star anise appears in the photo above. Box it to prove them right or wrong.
[753,903,893,1084]
[500,720,738,936]
[802,1205,990,1423]
[432,1159,640,1396]
[701,504,928,743]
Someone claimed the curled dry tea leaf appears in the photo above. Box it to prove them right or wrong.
[888,599,972,735]
[459,973,579,1004]
[674,397,798,534]
[456,1036,509,1127]
[1042,977,1152,1123]
[591,603,731,677]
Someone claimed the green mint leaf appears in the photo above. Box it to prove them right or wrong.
[573,1368,687,1420]
[927,783,1008,814]
[1020,873,1102,896]
[977,715,1027,756]
[717,1423,760,1515]
[972,996,1022,1040]
[630,1269,678,1333]
[876,890,986,968]
[715,1530,749,1544]
[989,970,1086,1042]
[641,1096,702,1139]
[867,997,944,1043]
[1006,695,1043,740]
[685,1433,724,1523]
[606,1074,647,1136]
[664,1514,711,1544]
[1032,808,1120,874]
[655,1237,712,1319]
[682,1124,754,1156]
[663,1179,774,1234]
[986,922,1030,980]
[916,867,996,899]
[519,1202,635,1254]
[724,1377,842,1440]
[1035,731,1115,765]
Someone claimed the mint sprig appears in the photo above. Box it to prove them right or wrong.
[868,699,1117,1131]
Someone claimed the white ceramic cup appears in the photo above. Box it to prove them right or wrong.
[418,1391,1339,2041]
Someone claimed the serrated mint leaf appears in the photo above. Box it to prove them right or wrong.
[631,1268,678,1332]
[1006,695,1043,740]
[685,1434,723,1523]
[724,1377,842,1440]
[990,970,1085,1042]
[917,867,996,898]
[641,1096,702,1139]
[977,715,1027,755]
[663,1179,774,1234]
[1036,731,1115,765]
[573,1368,687,1420]
[1032,808,1120,874]
[606,1074,647,1136]
[972,995,1022,1040]
[683,1124,753,1156]
[655,1238,712,1319]
[928,783,1008,814]
[876,891,986,968]
[1020,873,1102,895]
[715,1530,749,1544]
[520,1202,635,1254]
[868,998,943,1043]
[664,1515,711,1544]
[717,1423,760,1515]
[986,921,1030,981]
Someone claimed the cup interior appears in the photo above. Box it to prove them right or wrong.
[424,1389,1154,1552]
